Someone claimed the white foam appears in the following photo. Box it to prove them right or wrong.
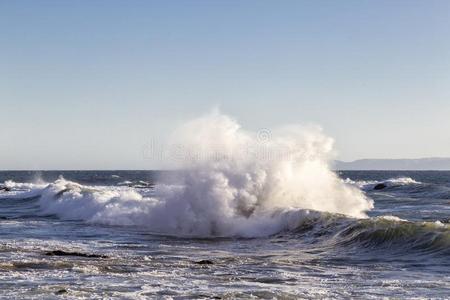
[344,177,421,189]
[4,180,48,190]
[377,215,407,222]
[8,112,374,237]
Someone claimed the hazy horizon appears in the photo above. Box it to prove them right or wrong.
[2,0,450,169]
[1,156,450,171]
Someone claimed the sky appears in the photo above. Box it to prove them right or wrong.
[1,0,449,170]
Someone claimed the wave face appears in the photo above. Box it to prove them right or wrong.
[7,112,373,237]
[336,217,450,256]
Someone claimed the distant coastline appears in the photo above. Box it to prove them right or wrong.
[334,157,450,170]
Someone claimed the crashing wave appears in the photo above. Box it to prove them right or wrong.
[1,112,375,237]
[3,176,450,255]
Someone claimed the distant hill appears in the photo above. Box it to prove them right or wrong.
[334,158,450,170]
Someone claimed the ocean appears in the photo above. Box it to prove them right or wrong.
[0,170,449,299]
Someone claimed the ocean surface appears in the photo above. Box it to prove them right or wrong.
[0,170,449,299]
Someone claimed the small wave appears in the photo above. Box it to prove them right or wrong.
[0,180,48,200]
[344,177,421,191]
[2,180,48,191]
[117,180,153,189]
[343,177,450,200]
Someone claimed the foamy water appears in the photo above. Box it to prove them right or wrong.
[0,170,449,298]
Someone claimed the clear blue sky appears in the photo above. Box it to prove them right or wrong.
[1,0,449,169]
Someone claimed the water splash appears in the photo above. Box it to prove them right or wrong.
[3,112,374,237]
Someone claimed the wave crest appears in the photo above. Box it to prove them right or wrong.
[3,112,374,237]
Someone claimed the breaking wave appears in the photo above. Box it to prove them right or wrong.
[2,179,449,256]
[1,112,374,237]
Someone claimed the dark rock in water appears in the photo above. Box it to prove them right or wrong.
[54,188,70,199]
[55,289,68,295]
[0,186,11,192]
[195,295,221,299]
[194,259,214,265]
[45,250,107,258]
[373,183,387,190]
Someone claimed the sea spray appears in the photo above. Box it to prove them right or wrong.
[150,111,373,235]
[18,112,374,237]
